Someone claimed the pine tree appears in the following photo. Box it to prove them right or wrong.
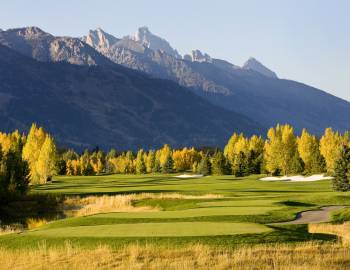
[289,151,304,174]
[197,155,211,176]
[136,149,146,174]
[246,150,263,174]
[332,145,350,192]
[36,135,57,183]
[0,144,30,198]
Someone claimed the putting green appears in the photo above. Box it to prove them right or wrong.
[94,206,279,219]
[197,199,279,207]
[28,222,271,237]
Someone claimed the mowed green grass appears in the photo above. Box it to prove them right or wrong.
[1,174,349,249]
[28,222,271,237]
[94,205,279,219]
[33,174,338,197]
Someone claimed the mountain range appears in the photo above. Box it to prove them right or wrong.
[0,26,349,150]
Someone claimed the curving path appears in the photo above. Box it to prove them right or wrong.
[272,206,346,225]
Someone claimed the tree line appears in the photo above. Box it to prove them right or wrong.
[0,123,349,197]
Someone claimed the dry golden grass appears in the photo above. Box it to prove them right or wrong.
[26,218,48,230]
[63,193,222,217]
[0,224,23,236]
[1,242,350,270]
[309,222,350,243]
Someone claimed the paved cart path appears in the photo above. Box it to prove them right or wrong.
[272,206,346,225]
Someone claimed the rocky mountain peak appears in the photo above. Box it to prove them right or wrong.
[82,28,119,52]
[191,50,212,63]
[130,26,181,58]
[15,26,51,39]
[242,57,277,78]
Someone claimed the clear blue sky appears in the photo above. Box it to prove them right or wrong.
[1,0,349,101]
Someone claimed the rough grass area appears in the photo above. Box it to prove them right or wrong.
[332,207,350,223]
[1,242,350,270]
[309,222,350,243]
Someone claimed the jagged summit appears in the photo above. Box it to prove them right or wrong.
[6,26,52,39]
[242,57,277,78]
[130,26,181,58]
[82,28,120,52]
[0,26,112,66]
[191,50,212,63]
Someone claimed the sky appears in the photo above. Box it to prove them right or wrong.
[0,0,349,101]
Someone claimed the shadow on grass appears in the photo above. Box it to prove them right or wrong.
[279,200,315,207]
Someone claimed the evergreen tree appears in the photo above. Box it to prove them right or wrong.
[136,149,146,174]
[56,159,67,175]
[289,151,304,174]
[197,155,211,175]
[246,150,263,174]
[332,145,350,191]
[0,144,30,198]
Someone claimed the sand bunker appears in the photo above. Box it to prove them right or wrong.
[174,174,204,179]
[260,174,333,182]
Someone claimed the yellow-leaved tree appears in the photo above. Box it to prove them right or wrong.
[22,123,48,183]
[224,133,244,165]
[320,128,348,173]
[172,147,200,172]
[264,124,301,175]
[36,135,57,183]
[297,129,325,174]
[0,130,24,154]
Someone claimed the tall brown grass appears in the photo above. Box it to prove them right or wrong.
[309,222,350,243]
[0,224,23,236]
[1,242,350,270]
[26,218,48,230]
[63,193,222,217]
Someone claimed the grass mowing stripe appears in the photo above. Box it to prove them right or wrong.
[93,206,280,219]
[28,222,272,237]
